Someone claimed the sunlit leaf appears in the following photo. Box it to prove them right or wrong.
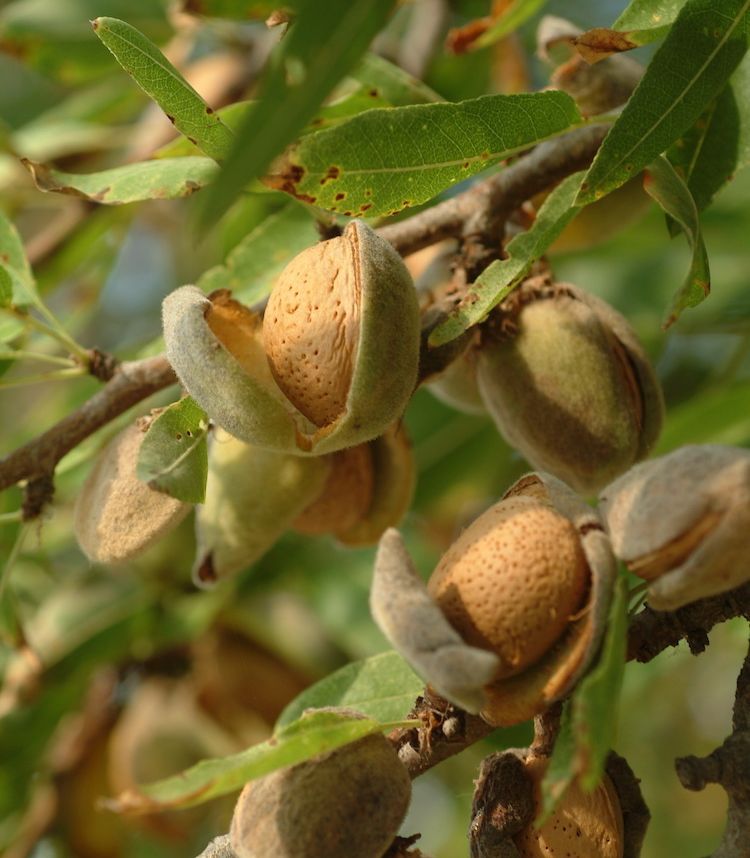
[0,209,37,306]
[577,0,750,206]
[199,0,398,226]
[22,157,218,204]
[136,397,209,504]
[454,0,549,53]
[430,171,584,347]
[197,202,319,305]
[642,156,710,328]
[277,651,423,728]
[0,268,13,308]
[268,91,582,218]
[352,53,442,106]
[92,17,235,161]
[613,0,689,31]
[107,709,416,814]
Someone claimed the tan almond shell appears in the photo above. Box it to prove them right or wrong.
[479,472,616,726]
[477,282,663,494]
[516,755,624,858]
[599,444,750,610]
[162,221,420,455]
[74,423,190,564]
[230,731,411,858]
[193,430,330,587]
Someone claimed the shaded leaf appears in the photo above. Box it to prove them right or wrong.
[0,267,13,308]
[199,0,398,226]
[268,91,582,218]
[642,156,710,328]
[471,0,549,53]
[92,17,234,161]
[137,397,209,504]
[22,157,218,205]
[571,565,628,790]
[577,0,750,206]
[430,171,584,347]
[277,651,423,729]
[107,709,416,814]
[179,0,287,19]
[0,208,37,306]
[669,53,750,211]
[613,0,689,31]
[197,202,319,304]
[352,53,442,106]
[539,703,576,820]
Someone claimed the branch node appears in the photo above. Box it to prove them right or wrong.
[87,348,119,382]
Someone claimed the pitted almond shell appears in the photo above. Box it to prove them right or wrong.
[336,424,415,547]
[230,729,411,858]
[515,755,624,858]
[292,444,375,536]
[427,494,590,680]
[74,423,190,564]
[479,472,616,726]
[193,429,329,587]
[163,222,419,454]
[477,282,663,494]
[599,444,750,610]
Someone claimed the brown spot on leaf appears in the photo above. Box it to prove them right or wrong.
[264,157,313,201]
[205,106,214,114]
[166,114,176,124]
[360,203,372,212]
[196,553,217,584]
[368,88,380,98]
[335,192,346,201]
[574,28,638,64]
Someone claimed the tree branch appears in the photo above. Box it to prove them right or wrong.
[0,355,177,496]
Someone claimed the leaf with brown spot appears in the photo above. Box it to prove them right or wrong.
[573,28,639,64]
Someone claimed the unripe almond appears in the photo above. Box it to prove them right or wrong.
[74,423,190,564]
[293,444,374,536]
[230,729,411,858]
[427,495,589,679]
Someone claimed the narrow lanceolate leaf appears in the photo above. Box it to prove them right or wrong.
[277,651,423,729]
[22,157,218,205]
[197,203,319,305]
[571,565,628,790]
[0,208,37,306]
[200,0,398,227]
[352,53,442,106]
[136,398,209,504]
[472,0,549,51]
[539,703,576,820]
[614,0,689,31]
[577,0,750,206]
[91,17,234,161]
[669,53,750,211]
[268,91,582,218]
[179,0,288,19]
[577,0,691,58]
[107,709,417,814]
[643,156,710,328]
[429,171,584,347]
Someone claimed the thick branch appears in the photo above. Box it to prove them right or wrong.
[0,355,177,494]
[377,124,608,257]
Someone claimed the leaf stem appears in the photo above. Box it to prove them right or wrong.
[7,306,90,364]
[0,349,79,368]
[0,510,23,525]
[0,367,87,389]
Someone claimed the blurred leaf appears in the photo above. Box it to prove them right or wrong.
[0,269,12,307]
[197,202,318,304]
[92,17,235,161]
[668,54,750,211]
[268,91,582,218]
[0,208,37,306]
[455,0,549,53]
[539,703,576,820]
[108,709,416,813]
[136,397,209,504]
[277,651,423,728]
[178,0,292,18]
[13,120,123,161]
[22,156,218,204]
[352,53,442,105]
[430,171,584,346]
[577,0,750,206]
[614,0,689,31]
[658,382,750,450]
[643,156,710,328]
[199,0,398,226]
[571,565,628,790]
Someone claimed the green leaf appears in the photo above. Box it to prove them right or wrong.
[352,53,442,106]
[429,171,584,347]
[0,268,13,308]
[472,0,549,51]
[642,156,710,328]
[136,398,209,504]
[178,0,288,19]
[668,53,750,210]
[614,0,689,31]
[22,157,218,205]
[91,17,235,161]
[270,91,582,218]
[0,208,37,306]
[197,202,319,304]
[539,703,576,821]
[277,651,423,729]
[199,0,398,226]
[577,0,750,206]
[107,708,416,813]
[571,565,629,790]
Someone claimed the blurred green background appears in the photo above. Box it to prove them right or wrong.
[1,0,749,856]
